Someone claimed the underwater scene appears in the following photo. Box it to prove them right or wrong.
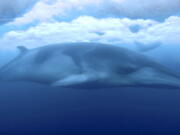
[0,0,180,135]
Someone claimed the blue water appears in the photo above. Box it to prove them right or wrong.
[0,82,180,135]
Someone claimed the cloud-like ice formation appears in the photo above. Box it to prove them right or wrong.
[0,0,39,24]
[101,0,180,20]
[9,0,180,25]
[1,16,180,50]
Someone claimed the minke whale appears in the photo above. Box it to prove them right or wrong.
[0,42,180,89]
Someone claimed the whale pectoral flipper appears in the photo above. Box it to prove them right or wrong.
[52,74,92,86]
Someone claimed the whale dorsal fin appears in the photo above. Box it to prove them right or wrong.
[17,46,28,54]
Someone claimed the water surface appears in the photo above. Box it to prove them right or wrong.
[0,82,180,135]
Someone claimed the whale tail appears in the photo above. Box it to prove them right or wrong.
[0,46,29,79]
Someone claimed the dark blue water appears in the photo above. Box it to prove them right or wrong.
[0,82,180,135]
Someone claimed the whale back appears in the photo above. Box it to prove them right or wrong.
[0,42,180,88]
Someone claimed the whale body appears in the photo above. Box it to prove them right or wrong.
[0,42,180,89]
